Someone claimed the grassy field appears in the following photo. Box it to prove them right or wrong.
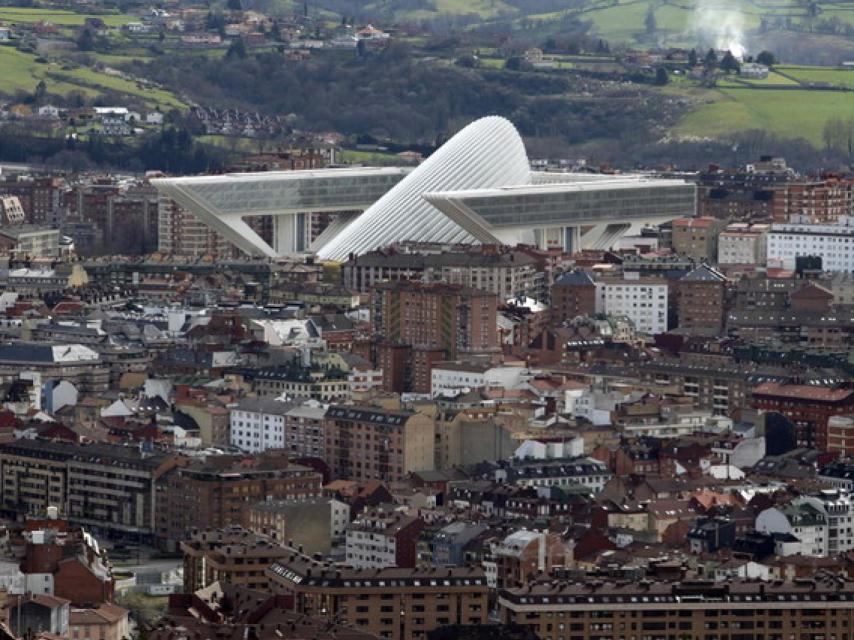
[339,148,406,164]
[197,135,265,152]
[731,70,801,86]
[0,46,185,109]
[0,6,135,26]
[674,85,852,145]
[777,65,854,88]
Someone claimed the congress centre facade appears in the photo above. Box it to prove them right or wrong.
[152,116,696,262]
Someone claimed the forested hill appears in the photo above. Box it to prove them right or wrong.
[126,44,680,148]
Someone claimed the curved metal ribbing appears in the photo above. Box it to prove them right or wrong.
[316,116,531,262]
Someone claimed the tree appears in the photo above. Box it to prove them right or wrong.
[645,6,657,34]
[720,50,741,73]
[76,27,95,51]
[225,38,247,59]
[688,48,698,67]
[756,50,776,66]
[504,56,532,71]
[703,47,718,70]
[33,80,47,105]
[655,66,669,84]
[227,0,242,11]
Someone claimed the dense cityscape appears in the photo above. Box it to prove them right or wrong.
[0,0,852,637]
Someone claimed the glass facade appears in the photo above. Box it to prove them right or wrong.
[460,184,696,228]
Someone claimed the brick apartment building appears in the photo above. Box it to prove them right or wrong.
[696,160,854,223]
[0,441,180,542]
[181,526,292,592]
[500,575,854,640]
[267,558,488,640]
[550,270,597,324]
[677,265,728,331]
[753,382,854,452]
[372,281,499,393]
[157,451,322,549]
[20,524,114,605]
[323,405,435,483]
[343,246,539,300]
[0,174,64,225]
[672,216,726,262]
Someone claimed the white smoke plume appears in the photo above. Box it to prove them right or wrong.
[688,1,746,58]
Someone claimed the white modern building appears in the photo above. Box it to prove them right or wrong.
[431,361,531,396]
[717,223,769,265]
[229,397,291,453]
[230,397,330,456]
[595,276,669,335]
[711,436,767,469]
[755,503,828,557]
[345,512,421,569]
[800,490,854,555]
[767,216,854,272]
[152,117,696,261]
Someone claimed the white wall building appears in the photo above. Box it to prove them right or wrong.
[718,223,769,265]
[345,512,420,569]
[755,504,828,557]
[595,277,668,335]
[514,438,584,460]
[431,362,530,396]
[767,217,854,272]
[800,490,854,555]
[229,397,290,453]
[711,436,766,469]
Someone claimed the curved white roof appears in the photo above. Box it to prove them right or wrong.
[315,116,530,262]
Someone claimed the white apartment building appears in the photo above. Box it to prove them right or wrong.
[767,217,854,272]
[717,223,769,265]
[757,490,854,557]
[231,398,328,455]
[509,457,612,494]
[229,397,291,453]
[755,503,828,557]
[345,512,422,569]
[595,277,669,335]
[801,490,854,555]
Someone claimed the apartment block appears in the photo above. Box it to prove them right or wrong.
[345,511,424,569]
[753,382,854,451]
[717,222,769,265]
[0,441,179,541]
[499,576,854,640]
[677,265,727,331]
[550,270,597,323]
[672,216,725,262]
[324,405,434,483]
[246,497,350,554]
[180,526,291,592]
[372,281,499,393]
[157,452,322,549]
[267,559,488,640]
[767,217,854,272]
[595,277,669,335]
[343,246,539,300]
